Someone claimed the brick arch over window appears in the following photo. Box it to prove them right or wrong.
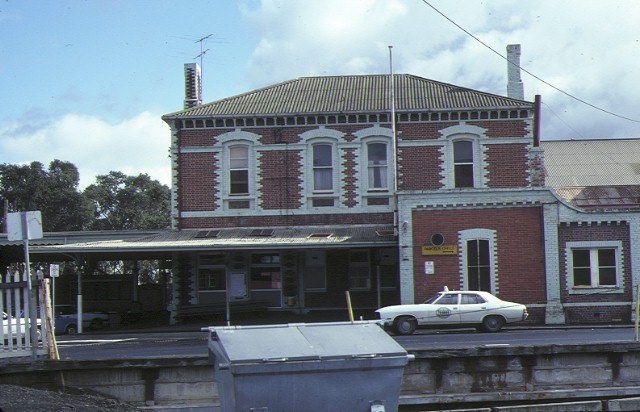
[459,228,498,294]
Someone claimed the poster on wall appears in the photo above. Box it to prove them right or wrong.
[424,261,434,275]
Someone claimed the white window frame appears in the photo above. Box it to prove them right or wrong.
[565,241,624,294]
[312,143,334,192]
[459,229,497,294]
[439,124,487,189]
[229,144,249,195]
[217,131,259,210]
[365,140,390,191]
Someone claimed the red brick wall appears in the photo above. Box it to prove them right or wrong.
[178,152,217,211]
[410,207,546,306]
[469,120,529,138]
[398,146,443,190]
[485,143,529,188]
[258,150,303,210]
[179,212,394,229]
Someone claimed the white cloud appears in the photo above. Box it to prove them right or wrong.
[0,112,171,190]
[242,0,640,140]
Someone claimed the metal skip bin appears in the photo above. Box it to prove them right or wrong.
[206,321,412,412]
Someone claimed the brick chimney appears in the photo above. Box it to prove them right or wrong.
[184,63,202,109]
[506,44,524,100]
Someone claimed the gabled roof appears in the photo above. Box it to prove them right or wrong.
[541,139,640,211]
[163,74,531,119]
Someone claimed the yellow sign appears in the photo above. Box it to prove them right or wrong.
[421,245,458,255]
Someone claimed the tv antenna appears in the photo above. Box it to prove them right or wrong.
[194,34,213,69]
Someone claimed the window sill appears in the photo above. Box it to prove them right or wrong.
[569,287,622,295]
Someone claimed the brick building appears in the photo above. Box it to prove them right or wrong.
[5,49,639,326]
[157,59,553,322]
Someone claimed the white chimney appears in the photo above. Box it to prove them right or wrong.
[506,44,524,100]
[184,63,202,109]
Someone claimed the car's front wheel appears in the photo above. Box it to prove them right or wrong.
[481,315,505,332]
[393,316,417,335]
[65,324,78,335]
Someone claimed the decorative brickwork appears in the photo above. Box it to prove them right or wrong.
[258,149,303,210]
[485,143,529,188]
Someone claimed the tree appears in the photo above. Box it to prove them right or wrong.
[0,160,92,231]
[83,171,170,230]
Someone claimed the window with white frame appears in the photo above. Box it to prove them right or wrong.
[229,145,249,194]
[460,228,496,294]
[349,250,370,290]
[571,247,618,288]
[454,140,474,188]
[367,142,388,190]
[312,144,333,191]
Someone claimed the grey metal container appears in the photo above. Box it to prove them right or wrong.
[206,321,411,412]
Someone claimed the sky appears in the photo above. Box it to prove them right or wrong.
[1,0,639,189]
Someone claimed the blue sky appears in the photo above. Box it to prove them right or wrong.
[1,0,640,188]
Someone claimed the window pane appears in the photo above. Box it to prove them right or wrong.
[250,268,281,289]
[572,250,590,267]
[198,268,226,290]
[436,294,458,305]
[599,268,616,286]
[368,143,387,163]
[314,169,332,190]
[455,165,474,187]
[573,268,591,286]
[313,145,332,167]
[598,249,616,266]
[230,146,248,168]
[454,141,473,162]
[478,240,490,265]
[230,170,248,194]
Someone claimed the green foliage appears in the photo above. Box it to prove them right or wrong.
[83,171,170,230]
[0,160,93,231]
[0,161,170,232]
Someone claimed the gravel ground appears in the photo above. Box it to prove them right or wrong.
[0,384,140,411]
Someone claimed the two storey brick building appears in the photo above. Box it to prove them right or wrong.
[160,66,553,322]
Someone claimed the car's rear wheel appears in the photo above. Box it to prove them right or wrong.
[481,315,505,332]
[393,316,417,335]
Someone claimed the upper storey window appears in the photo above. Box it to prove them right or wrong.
[453,140,474,188]
[367,142,388,190]
[229,145,249,194]
[313,144,333,192]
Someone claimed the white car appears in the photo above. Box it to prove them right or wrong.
[2,311,41,342]
[376,290,528,335]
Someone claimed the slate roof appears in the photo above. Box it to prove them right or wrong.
[541,139,640,211]
[163,74,531,119]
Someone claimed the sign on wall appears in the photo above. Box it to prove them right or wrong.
[421,245,457,255]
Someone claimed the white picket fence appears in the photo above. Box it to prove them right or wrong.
[1,271,49,359]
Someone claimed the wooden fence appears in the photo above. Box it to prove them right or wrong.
[1,271,50,359]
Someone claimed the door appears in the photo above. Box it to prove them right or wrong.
[427,293,461,325]
[458,292,488,323]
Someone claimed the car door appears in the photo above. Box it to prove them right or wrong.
[428,293,461,325]
[458,292,488,324]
